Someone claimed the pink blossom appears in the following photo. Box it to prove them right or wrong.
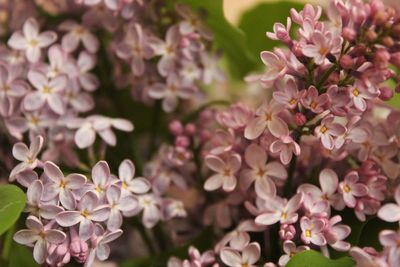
[323,215,351,251]
[59,20,99,53]
[302,31,342,65]
[300,216,326,246]
[255,193,303,225]
[8,17,57,62]
[14,216,66,264]
[204,153,241,192]
[379,230,400,267]
[244,100,289,139]
[220,242,260,267]
[348,80,378,111]
[338,171,368,208]
[106,184,138,230]
[10,135,43,179]
[273,78,305,109]
[267,17,292,44]
[301,86,329,114]
[350,247,388,267]
[378,186,400,222]
[259,51,287,87]
[118,159,150,196]
[314,115,346,150]
[278,241,309,266]
[175,3,213,40]
[270,135,301,165]
[134,194,162,228]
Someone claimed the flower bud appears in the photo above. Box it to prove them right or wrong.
[185,123,196,135]
[374,10,389,25]
[175,135,190,148]
[373,49,390,70]
[294,113,307,126]
[279,224,296,241]
[343,27,356,42]
[70,237,89,263]
[340,55,354,69]
[382,36,394,47]
[365,29,377,42]
[379,86,393,101]
[390,52,400,68]
[169,120,183,135]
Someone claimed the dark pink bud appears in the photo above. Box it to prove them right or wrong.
[373,49,390,70]
[294,113,307,126]
[291,41,303,57]
[374,10,389,25]
[340,55,354,69]
[381,36,394,47]
[379,86,393,101]
[365,29,378,42]
[390,52,400,68]
[395,84,400,93]
[369,0,385,15]
[69,231,89,264]
[169,120,183,135]
[185,123,196,135]
[175,135,190,148]
[200,129,211,142]
[279,224,296,241]
[343,27,356,42]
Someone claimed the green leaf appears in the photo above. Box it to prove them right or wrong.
[177,0,257,79]
[357,217,398,250]
[286,250,354,267]
[238,1,303,69]
[0,184,26,236]
[8,242,39,267]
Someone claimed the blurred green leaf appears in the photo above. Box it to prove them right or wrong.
[177,0,257,79]
[0,184,26,236]
[238,1,303,69]
[8,242,39,267]
[357,217,398,250]
[286,250,354,267]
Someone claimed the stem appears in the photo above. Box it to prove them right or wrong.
[153,223,168,251]
[148,100,162,159]
[134,221,156,254]
[283,134,302,197]
[87,146,96,166]
[321,245,330,258]
[316,64,338,90]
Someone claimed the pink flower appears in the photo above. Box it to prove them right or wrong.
[56,191,110,241]
[24,70,67,115]
[148,74,196,112]
[273,78,305,109]
[116,23,154,76]
[301,86,329,114]
[378,186,400,222]
[300,216,326,246]
[348,80,378,111]
[302,31,342,65]
[259,51,287,87]
[324,215,351,251]
[379,230,400,267]
[10,135,43,179]
[270,135,301,165]
[106,184,138,230]
[175,3,213,40]
[135,194,162,228]
[255,193,303,225]
[267,17,292,44]
[14,216,66,264]
[8,17,57,63]
[220,242,260,267]
[241,144,287,197]
[118,159,151,196]
[59,20,99,53]
[73,51,99,92]
[43,161,87,210]
[204,153,241,192]
[244,100,289,139]
[350,247,388,267]
[314,115,346,150]
[338,171,368,208]
[216,103,254,130]
[278,241,309,266]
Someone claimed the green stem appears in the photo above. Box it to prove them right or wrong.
[316,64,338,90]
[134,221,157,254]
[283,134,302,197]
[148,100,162,159]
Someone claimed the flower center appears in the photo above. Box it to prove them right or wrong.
[319,46,329,56]
[264,113,272,121]
[281,212,288,220]
[289,98,296,105]
[223,168,231,176]
[257,168,266,177]
[343,184,351,193]
[305,229,312,238]
[352,88,360,96]
[122,182,128,189]
[319,126,328,134]
[310,101,318,109]
[60,180,66,189]
[29,39,39,47]
[81,210,90,218]
[42,86,52,94]
[95,186,103,193]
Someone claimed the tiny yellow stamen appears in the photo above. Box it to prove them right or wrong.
[42,86,52,94]
[343,184,351,193]
[320,126,328,134]
[81,210,90,218]
[352,88,360,96]
[305,229,312,238]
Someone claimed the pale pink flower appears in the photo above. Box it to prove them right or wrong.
[106,184,138,230]
[134,194,162,228]
[335,116,368,149]
[14,216,66,264]
[291,4,322,25]
[255,193,303,225]
[46,45,69,79]
[267,17,292,44]
[8,17,57,62]
[56,191,110,241]
[200,52,224,85]
[175,3,213,40]
[324,215,351,251]
[25,179,63,219]
[148,74,196,112]
[348,80,378,111]
[24,70,67,115]
[43,161,87,210]
[300,216,326,246]
[302,31,342,65]
[241,144,287,197]
[168,246,215,267]
[378,186,400,222]
[204,153,241,192]
[244,100,289,139]
[379,230,400,267]
[270,135,301,165]
[338,171,368,208]
[259,51,287,87]
[74,51,99,92]
[216,103,254,130]
[314,115,346,150]
[273,78,305,109]
[220,242,260,267]
[301,86,329,114]
[117,159,150,196]
[278,241,309,267]
[59,20,99,53]
[350,247,388,267]
[10,135,43,179]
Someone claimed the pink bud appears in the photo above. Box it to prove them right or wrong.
[175,136,190,148]
[291,41,303,57]
[69,228,89,264]
[340,55,354,69]
[294,113,307,126]
[369,0,385,15]
[279,224,296,240]
[378,86,393,101]
[390,52,400,68]
[373,49,390,70]
[343,27,356,41]
[395,84,400,93]
[200,129,211,142]
[185,123,196,135]
[169,120,183,135]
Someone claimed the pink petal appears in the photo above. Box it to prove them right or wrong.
[106,185,121,204]
[48,94,65,115]
[352,184,368,197]
[60,189,76,210]
[26,47,41,63]
[255,178,276,200]
[65,174,87,189]
[378,204,400,222]
[205,155,225,172]
[244,117,267,140]
[13,230,39,245]
[128,178,150,194]
[255,212,280,225]
[40,204,63,220]
[265,161,287,180]
[245,144,267,169]
[49,75,67,91]
[38,32,57,47]
[268,117,289,137]
[79,218,94,241]
[91,206,110,222]
[319,168,338,196]
[27,180,43,205]
[220,248,242,266]
[222,175,237,192]
[56,211,82,227]
[75,125,96,149]
[61,33,79,53]
[44,229,66,244]
[243,243,261,264]
[162,95,178,112]
[8,32,27,50]
[12,142,29,161]
[311,234,326,246]
[24,92,45,111]
[119,195,138,212]
[44,161,63,183]
[111,119,133,131]
[79,73,99,91]
[23,18,39,40]
[33,239,47,264]
[119,159,135,182]
[107,209,122,231]
[98,128,116,146]
[286,193,303,213]
[82,33,99,53]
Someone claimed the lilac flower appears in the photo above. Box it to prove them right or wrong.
[73,51,99,92]
[25,179,63,219]
[301,86,329,114]
[200,52,224,85]
[148,74,196,112]
[24,70,67,115]
[43,161,87,210]
[118,159,151,196]
[106,184,138,230]
[273,78,305,109]
[14,216,66,264]
[175,3,213,40]
[244,100,289,139]
[378,185,400,222]
[379,230,400,267]
[278,241,309,267]
[204,153,242,192]
[8,17,57,62]
[259,51,287,87]
[168,246,215,267]
[56,191,110,241]
[348,81,378,111]
[300,216,326,246]
[90,161,113,198]
[134,194,162,228]
[116,23,154,76]
[338,171,368,208]
[315,115,346,150]
[10,135,43,179]
[324,215,351,251]
[59,20,99,53]
[255,193,303,225]
[270,135,301,165]
[302,31,342,65]
[241,144,287,196]
[220,242,261,267]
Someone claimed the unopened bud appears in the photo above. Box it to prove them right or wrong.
[381,36,394,47]
[169,120,183,135]
[294,113,307,126]
[374,10,389,25]
[379,86,393,101]
[343,27,356,42]
[340,55,354,69]
[365,29,378,42]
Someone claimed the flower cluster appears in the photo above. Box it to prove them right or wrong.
[11,136,185,266]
